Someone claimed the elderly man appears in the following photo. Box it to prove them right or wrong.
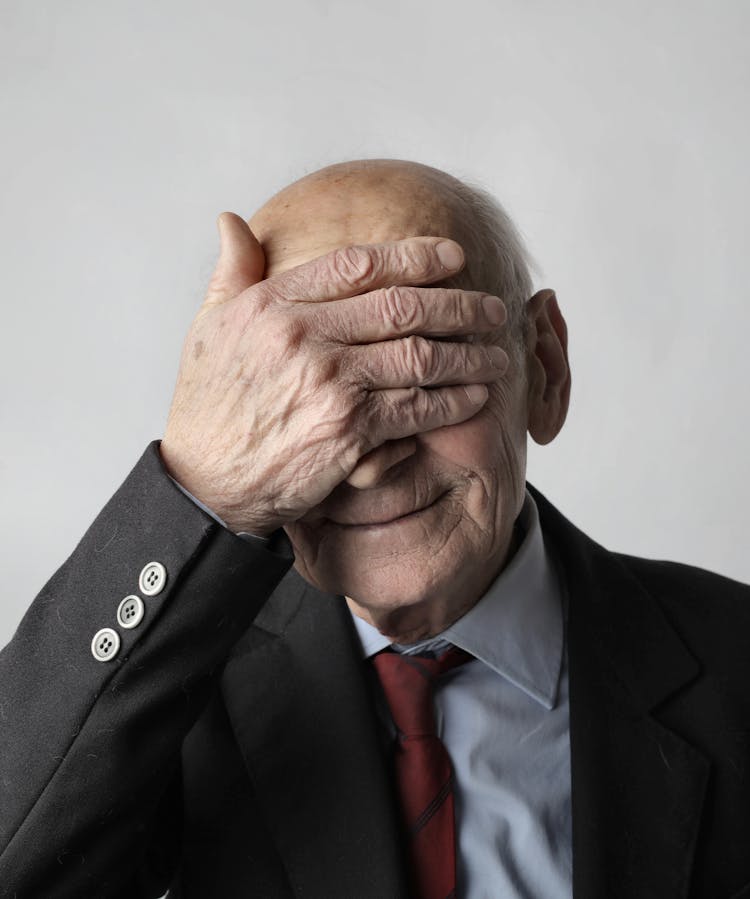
[1,159,749,899]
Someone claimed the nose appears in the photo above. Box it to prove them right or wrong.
[345,437,418,489]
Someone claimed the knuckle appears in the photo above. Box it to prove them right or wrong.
[304,379,354,446]
[246,280,274,310]
[342,436,368,474]
[410,384,443,427]
[380,285,420,332]
[277,313,308,355]
[464,345,487,375]
[357,390,388,446]
[306,350,341,391]
[352,419,376,458]
[427,385,450,418]
[338,387,371,454]
[401,334,436,383]
[449,288,474,326]
[400,240,432,277]
[329,245,376,289]
[439,288,481,334]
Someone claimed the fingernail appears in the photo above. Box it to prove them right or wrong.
[482,295,506,325]
[464,383,488,405]
[437,240,464,270]
[488,346,509,370]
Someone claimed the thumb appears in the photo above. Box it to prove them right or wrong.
[203,211,266,307]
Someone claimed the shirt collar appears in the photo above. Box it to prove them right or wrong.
[349,489,565,710]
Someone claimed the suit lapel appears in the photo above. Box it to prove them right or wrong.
[220,567,409,899]
[532,487,711,899]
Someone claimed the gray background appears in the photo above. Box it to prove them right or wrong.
[2,0,748,645]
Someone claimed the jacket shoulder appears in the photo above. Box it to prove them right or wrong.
[529,482,750,659]
[613,551,750,608]
[611,552,750,672]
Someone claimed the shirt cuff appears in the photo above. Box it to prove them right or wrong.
[168,475,270,546]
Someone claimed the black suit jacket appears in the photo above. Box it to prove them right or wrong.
[1,442,750,898]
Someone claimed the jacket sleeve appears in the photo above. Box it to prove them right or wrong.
[0,441,295,898]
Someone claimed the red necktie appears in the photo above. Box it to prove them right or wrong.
[372,645,473,899]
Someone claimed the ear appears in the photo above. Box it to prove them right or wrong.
[525,289,571,445]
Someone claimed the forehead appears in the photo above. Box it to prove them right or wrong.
[249,168,467,279]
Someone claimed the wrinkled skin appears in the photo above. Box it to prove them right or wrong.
[163,159,570,643]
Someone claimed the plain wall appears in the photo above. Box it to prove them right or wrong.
[2,0,749,645]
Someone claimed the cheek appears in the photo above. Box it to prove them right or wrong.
[418,413,498,470]
[418,384,529,535]
[418,380,527,472]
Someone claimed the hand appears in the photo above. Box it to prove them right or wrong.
[160,212,509,536]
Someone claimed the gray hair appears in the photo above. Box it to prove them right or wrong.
[445,176,537,355]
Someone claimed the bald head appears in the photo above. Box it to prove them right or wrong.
[248,158,534,349]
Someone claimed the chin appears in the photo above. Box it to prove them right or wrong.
[293,549,445,611]
[344,568,475,644]
[286,497,510,633]
[291,538,489,645]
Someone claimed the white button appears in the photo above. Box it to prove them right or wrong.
[139,561,167,596]
[91,628,120,662]
[117,595,145,629]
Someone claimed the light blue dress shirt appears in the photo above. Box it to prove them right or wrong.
[350,491,572,899]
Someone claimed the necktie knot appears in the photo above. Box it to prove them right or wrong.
[372,645,472,738]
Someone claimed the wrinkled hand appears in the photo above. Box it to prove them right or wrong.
[160,212,509,536]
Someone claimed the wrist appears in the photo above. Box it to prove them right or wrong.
[159,440,276,537]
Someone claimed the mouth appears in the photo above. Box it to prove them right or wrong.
[327,491,448,529]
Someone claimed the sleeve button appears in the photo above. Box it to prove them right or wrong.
[117,595,145,629]
[91,628,121,662]
[139,561,167,596]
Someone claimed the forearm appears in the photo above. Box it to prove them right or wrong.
[0,441,294,898]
